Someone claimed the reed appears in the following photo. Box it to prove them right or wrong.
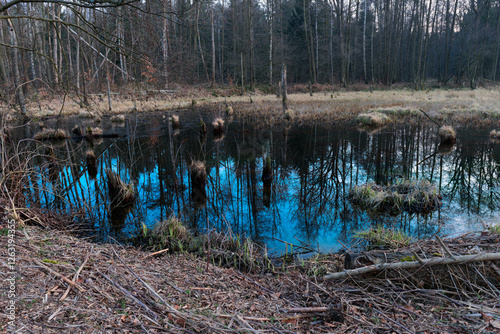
[489,129,500,139]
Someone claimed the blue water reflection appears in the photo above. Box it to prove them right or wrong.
[24,111,500,254]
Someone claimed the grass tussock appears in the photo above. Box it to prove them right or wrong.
[355,226,411,249]
[105,169,135,206]
[149,217,190,251]
[438,125,456,144]
[356,112,392,127]
[212,117,224,135]
[86,150,96,165]
[110,114,125,123]
[86,127,103,137]
[34,128,68,141]
[78,110,95,118]
[139,218,266,272]
[348,179,442,213]
[225,105,234,116]
[489,129,500,139]
[368,106,421,116]
[283,109,295,120]
[170,114,180,129]
[86,150,97,178]
[189,160,207,182]
[489,224,500,234]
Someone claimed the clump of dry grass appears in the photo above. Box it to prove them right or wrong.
[189,160,207,208]
[489,129,500,139]
[189,161,207,186]
[283,109,294,120]
[86,150,97,178]
[34,128,68,141]
[226,105,234,116]
[78,110,95,118]
[149,217,191,251]
[348,179,442,213]
[105,169,135,206]
[369,106,421,116]
[438,125,456,144]
[262,156,273,181]
[356,112,392,127]
[212,117,224,135]
[86,127,103,138]
[355,226,411,249]
[170,114,180,129]
[72,125,82,136]
[110,114,125,123]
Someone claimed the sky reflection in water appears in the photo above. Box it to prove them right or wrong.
[29,112,500,254]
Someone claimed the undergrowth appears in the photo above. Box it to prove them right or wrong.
[355,226,411,249]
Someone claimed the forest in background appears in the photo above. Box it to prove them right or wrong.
[1,0,500,105]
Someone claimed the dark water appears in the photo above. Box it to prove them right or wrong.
[12,111,500,253]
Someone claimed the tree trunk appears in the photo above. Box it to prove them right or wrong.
[76,15,81,92]
[196,4,210,82]
[8,18,27,120]
[281,64,287,112]
[363,0,368,84]
[211,7,216,86]
[117,7,128,83]
[492,6,500,82]
[268,0,273,85]
[52,4,59,85]
[162,0,169,88]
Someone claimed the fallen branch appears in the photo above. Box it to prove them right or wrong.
[111,247,179,315]
[60,249,91,301]
[97,269,159,322]
[142,248,169,260]
[34,259,86,292]
[324,252,500,281]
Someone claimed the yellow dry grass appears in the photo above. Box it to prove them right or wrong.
[5,87,500,127]
[438,125,456,144]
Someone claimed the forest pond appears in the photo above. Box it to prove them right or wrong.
[17,111,500,254]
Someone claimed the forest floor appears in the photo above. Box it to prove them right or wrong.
[1,204,500,333]
[5,85,500,127]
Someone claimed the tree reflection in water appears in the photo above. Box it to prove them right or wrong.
[19,113,500,253]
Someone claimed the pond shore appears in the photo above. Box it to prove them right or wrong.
[4,86,500,127]
[2,204,500,333]
[2,86,500,332]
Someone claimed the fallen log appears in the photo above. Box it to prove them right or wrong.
[324,252,500,281]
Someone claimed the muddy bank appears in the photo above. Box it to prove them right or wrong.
[2,207,499,333]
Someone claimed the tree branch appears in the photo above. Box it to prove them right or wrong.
[324,252,500,281]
